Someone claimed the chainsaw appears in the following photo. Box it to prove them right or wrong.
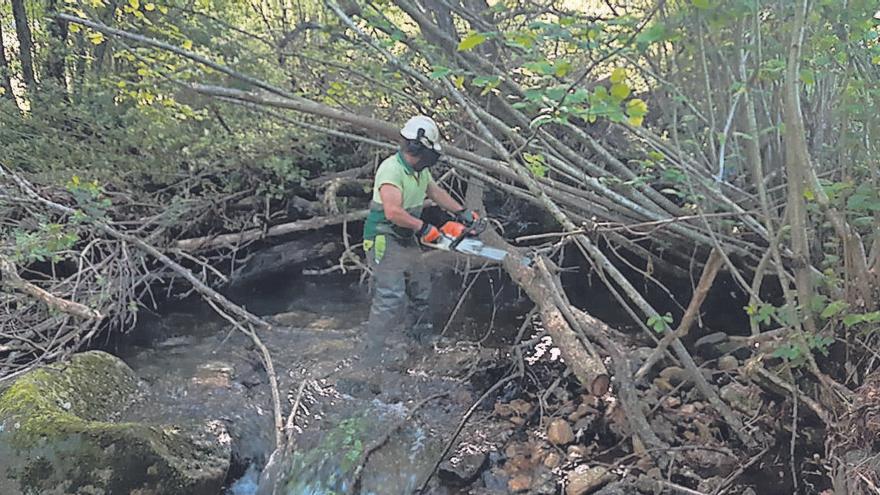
[423,218,531,266]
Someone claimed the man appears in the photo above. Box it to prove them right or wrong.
[361,115,478,363]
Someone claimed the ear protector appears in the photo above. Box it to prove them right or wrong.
[405,128,440,170]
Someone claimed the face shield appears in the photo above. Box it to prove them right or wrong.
[409,128,441,171]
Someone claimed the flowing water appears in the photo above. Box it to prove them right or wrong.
[110,274,503,495]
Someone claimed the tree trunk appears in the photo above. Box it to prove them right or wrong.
[45,0,70,89]
[782,0,816,334]
[0,21,18,105]
[11,0,37,92]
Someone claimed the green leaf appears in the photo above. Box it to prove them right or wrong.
[626,98,649,117]
[610,82,631,100]
[800,68,816,85]
[472,75,496,87]
[567,89,589,104]
[693,0,711,9]
[525,61,554,75]
[803,188,815,201]
[820,300,849,319]
[429,66,452,79]
[773,344,801,360]
[458,32,487,51]
[554,61,572,77]
[843,314,864,327]
[636,23,667,46]
[610,67,627,84]
[87,31,105,44]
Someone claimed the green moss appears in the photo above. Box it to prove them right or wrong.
[0,351,230,495]
[0,351,140,450]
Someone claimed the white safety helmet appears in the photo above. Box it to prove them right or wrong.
[400,115,442,153]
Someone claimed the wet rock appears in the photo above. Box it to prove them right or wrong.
[717,355,739,372]
[547,418,575,445]
[679,403,697,415]
[568,403,593,422]
[567,445,590,459]
[530,468,557,494]
[508,473,533,493]
[659,366,687,385]
[543,452,562,469]
[481,466,510,492]
[439,452,488,486]
[0,351,230,495]
[566,466,614,495]
[495,401,514,417]
[653,377,675,393]
[193,361,235,388]
[593,480,640,495]
[695,332,729,358]
[720,382,763,416]
[509,399,534,416]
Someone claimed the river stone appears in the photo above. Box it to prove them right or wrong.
[717,355,739,372]
[659,366,688,385]
[508,473,532,493]
[0,351,231,495]
[439,452,488,485]
[566,466,614,495]
[547,418,575,445]
[719,382,763,416]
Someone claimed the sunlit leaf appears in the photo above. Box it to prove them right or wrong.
[626,98,649,117]
[458,32,487,51]
[610,83,631,100]
[87,31,105,45]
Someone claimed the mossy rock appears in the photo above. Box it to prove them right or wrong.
[0,351,231,495]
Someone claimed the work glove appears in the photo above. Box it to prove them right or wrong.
[455,208,479,228]
[417,222,441,243]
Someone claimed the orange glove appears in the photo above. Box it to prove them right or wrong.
[417,222,441,243]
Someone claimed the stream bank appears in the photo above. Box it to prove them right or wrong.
[1,265,833,494]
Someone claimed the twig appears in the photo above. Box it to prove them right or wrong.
[417,369,521,493]
[0,255,104,320]
[439,262,488,337]
[713,446,770,495]
[635,248,724,380]
[285,379,308,446]
[352,392,447,492]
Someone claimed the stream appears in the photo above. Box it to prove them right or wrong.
[110,273,511,495]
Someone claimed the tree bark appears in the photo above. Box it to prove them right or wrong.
[782,0,816,334]
[45,0,70,89]
[0,21,18,105]
[11,0,37,91]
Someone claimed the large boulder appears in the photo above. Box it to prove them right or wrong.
[0,351,230,495]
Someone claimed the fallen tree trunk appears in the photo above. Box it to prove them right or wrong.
[174,210,367,251]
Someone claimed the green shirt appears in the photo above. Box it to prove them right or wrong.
[363,152,433,241]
